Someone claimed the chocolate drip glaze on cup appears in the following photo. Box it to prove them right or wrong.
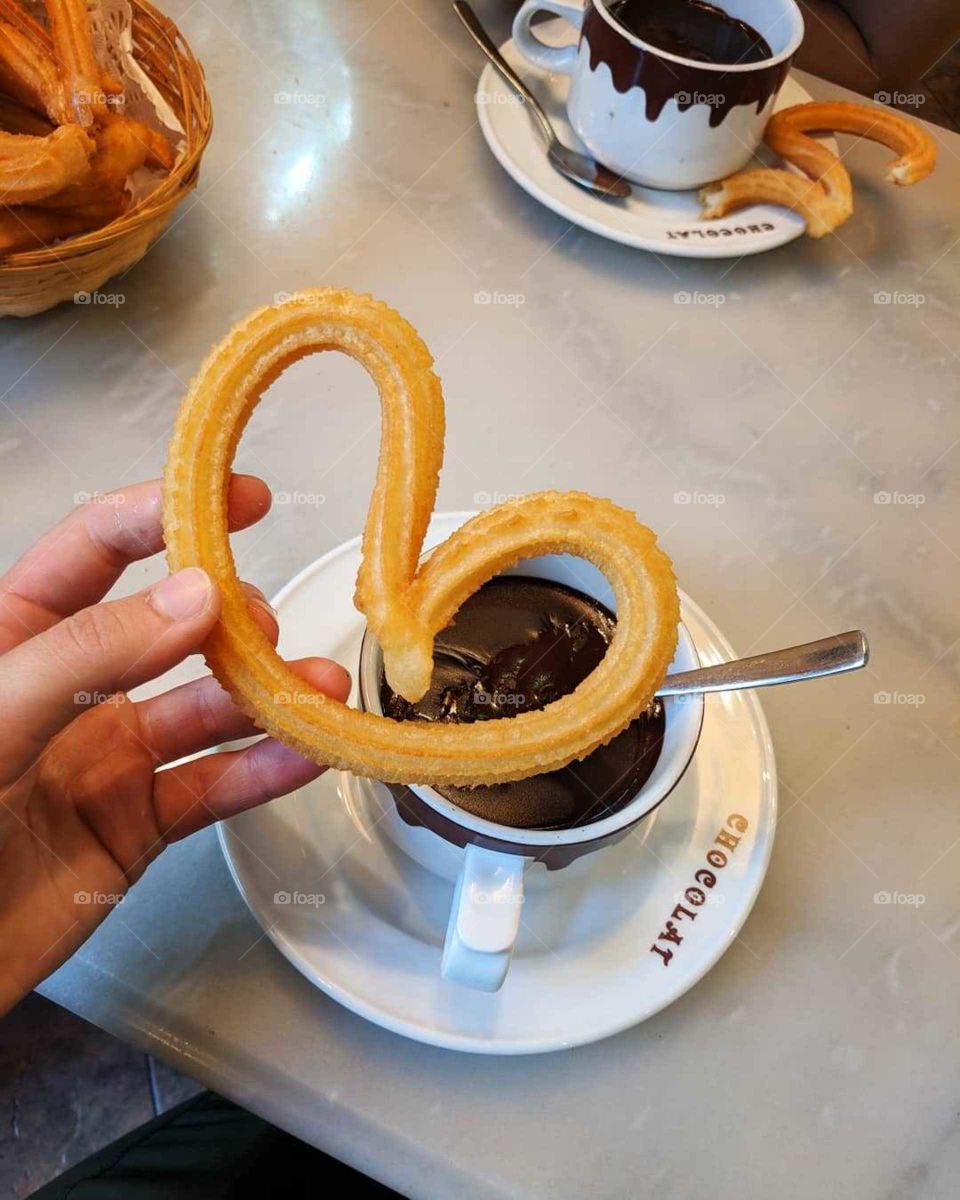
[581,0,789,128]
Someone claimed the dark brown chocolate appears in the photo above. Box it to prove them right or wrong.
[582,0,789,128]
[380,576,665,831]
[607,0,771,65]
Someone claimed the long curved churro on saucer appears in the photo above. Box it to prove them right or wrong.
[163,290,680,786]
[701,101,937,237]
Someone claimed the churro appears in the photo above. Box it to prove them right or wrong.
[0,121,91,201]
[163,290,680,786]
[0,2,176,256]
[118,113,174,172]
[0,1,51,53]
[0,91,54,135]
[0,190,123,251]
[33,114,164,207]
[0,16,70,124]
[701,101,936,237]
[45,0,106,125]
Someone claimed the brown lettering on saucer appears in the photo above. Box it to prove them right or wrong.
[664,222,776,240]
[715,827,740,852]
[649,813,750,966]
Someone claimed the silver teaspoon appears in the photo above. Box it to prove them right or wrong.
[453,1,631,199]
[656,631,869,697]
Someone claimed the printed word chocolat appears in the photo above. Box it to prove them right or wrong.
[665,222,776,240]
[650,812,749,966]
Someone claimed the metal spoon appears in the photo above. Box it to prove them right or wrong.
[656,631,869,697]
[453,0,631,199]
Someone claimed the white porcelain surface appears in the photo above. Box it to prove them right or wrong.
[358,543,704,994]
[13,1,959,1196]
[217,513,775,1045]
[512,0,803,189]
[359,548,704,848]
[480,19,832,254]
[566,44,779,188]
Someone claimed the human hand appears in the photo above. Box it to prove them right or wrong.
[0,476,349,1015]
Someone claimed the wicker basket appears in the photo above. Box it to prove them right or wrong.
[0,0,211,317]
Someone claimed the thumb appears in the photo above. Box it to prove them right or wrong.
[0,568,220,779]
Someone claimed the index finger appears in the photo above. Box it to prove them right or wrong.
[0,475,271,653]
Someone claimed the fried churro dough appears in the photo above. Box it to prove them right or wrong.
[0,0,50,49]
[0,0,123,120]
[163,290,680,786]
[701,101,936,237]
[0,2,175,253]
[0,16,70,124]
[0,91,54,134]
[33,113,170,207]
[118,112,173,172]
[0,190,123,251]
[0,121,92,202]
[45,0,105,125]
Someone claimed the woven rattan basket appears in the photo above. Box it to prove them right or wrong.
[0,0,211,317]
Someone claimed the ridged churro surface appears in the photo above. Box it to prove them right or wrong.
[701,101,936,237]
[163,290,680,785]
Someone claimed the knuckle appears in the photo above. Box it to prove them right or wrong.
[234,745,267,806]
[60,603,128,663]
[190,677,225,737]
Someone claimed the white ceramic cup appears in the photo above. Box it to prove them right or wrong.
[512,0,804,189]
[359,551,703,992]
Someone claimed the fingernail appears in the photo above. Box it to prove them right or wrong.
[249,597,280,635]
[323,660,352,695]
[241,582,276,614]
[149,567,213,621]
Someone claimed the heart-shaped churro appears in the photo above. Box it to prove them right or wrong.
[701,101,937,237]
[162,289,679,786]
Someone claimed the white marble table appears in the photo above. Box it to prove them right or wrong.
[11,0,960,1195]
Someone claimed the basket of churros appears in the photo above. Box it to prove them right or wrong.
[0,0,210,316]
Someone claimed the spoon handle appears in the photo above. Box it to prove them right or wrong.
[656,631,869,697]
[453,1,554,145]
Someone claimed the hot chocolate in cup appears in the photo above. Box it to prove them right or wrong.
[358,548,703,991]
[511,0,804,190]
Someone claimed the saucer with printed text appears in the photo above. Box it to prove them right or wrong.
[476,20,836,258]
[219,513,778,1054]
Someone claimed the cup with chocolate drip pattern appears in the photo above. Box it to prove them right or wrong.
[512,0,804,189]
[358,545,703,992]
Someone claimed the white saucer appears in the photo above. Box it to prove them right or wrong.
[219,513,777,1054]
[477,19,827,258]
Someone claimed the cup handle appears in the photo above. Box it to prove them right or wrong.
[441,844,526,992]
[512,0,584,75]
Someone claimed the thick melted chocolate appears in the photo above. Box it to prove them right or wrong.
[583,0,788,127]
[607,0,771,65]
[380,576,665,831]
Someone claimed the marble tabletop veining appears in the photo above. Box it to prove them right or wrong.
[7,0,959,1196]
